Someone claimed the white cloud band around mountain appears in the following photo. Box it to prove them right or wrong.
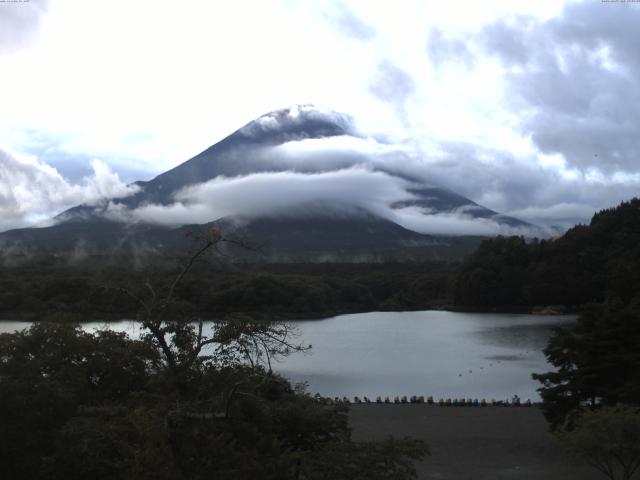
[103,166,532,237]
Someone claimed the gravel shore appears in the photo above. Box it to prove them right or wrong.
[349,404,601,480]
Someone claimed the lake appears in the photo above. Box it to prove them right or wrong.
[0,310,575,401]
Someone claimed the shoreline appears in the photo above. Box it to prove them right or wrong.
[0,305,576,323]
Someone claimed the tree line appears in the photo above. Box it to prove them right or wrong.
[0,259,455,321]
[454,198,640,310]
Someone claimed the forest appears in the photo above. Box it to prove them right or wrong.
[0,259,455,321]
[453,198,640,311]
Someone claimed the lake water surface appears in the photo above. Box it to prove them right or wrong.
[0,310,575,401]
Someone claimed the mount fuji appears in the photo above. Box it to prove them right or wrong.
[0,105,533,261]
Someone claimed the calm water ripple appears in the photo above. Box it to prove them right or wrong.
[0,310,575,401]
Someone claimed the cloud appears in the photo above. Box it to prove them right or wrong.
[478,1,640,174]
[103,156,533,237]
[105,167,414,225]
[7,128,159,184]
[322,1,376,40]
[261,130,632,233]
[478,16,535,66]
[414,141,640,229]
[391,206,530,237]
[0,0,49,53]
[369,60,416,106]
[507,203,598,227]
[91,115,636,236]
[258,134,415,175]
[427,28,475,68]
[0,149,138,231]
[368,60,416,126]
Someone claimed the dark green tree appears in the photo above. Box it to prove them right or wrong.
[0,323,158,480]
[533,299,640,430]
[560,405,640,480]
[454,198,640,310]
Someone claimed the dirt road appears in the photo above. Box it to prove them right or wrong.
[349,404,602,480]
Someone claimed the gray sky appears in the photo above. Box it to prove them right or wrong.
[1,0,639,232]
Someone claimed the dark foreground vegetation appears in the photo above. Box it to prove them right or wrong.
[0,232,427,479]
[529,294,640,480]
[0,323,426,480]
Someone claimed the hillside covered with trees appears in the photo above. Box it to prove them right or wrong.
[454,198,640,311]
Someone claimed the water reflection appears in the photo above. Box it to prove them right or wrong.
[473,323,563,350]
[274,311,576,400]
[0,311,575,400]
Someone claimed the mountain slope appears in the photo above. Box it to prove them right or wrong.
[1,106,532,261]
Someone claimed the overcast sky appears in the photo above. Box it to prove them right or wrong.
[1,0,639,232]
